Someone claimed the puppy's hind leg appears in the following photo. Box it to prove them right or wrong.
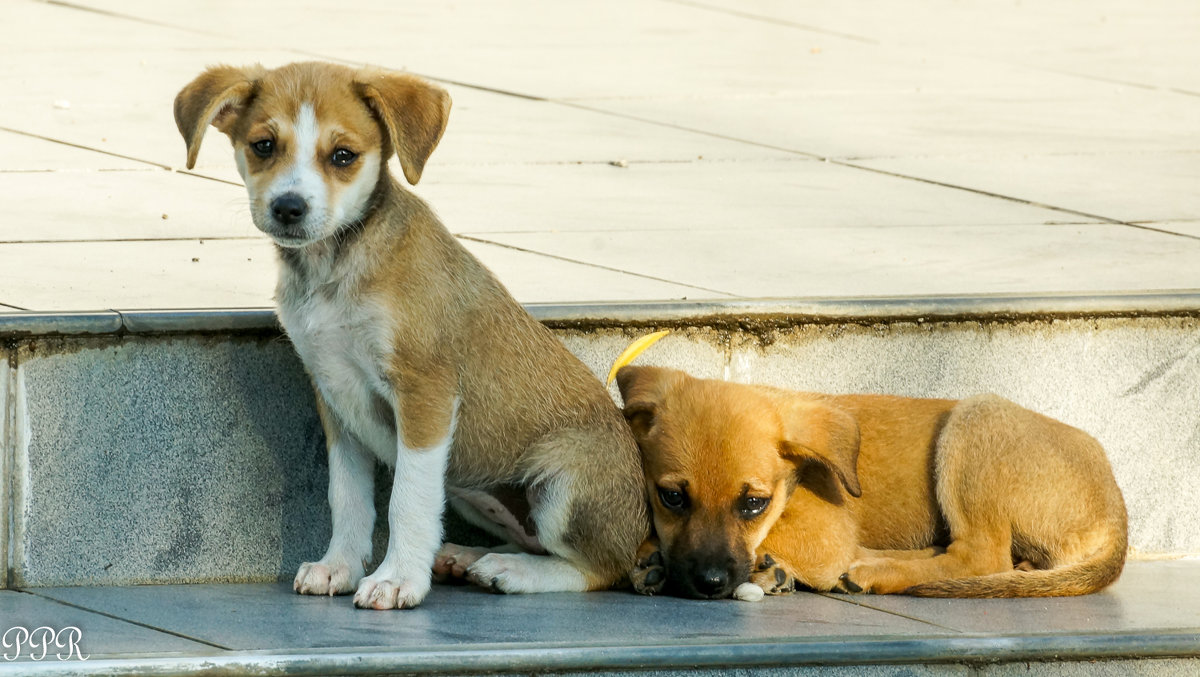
[295,400,374,596]
[463,472,610,593]
[471,437,648,594]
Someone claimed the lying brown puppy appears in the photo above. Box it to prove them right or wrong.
[616,366,1127,600]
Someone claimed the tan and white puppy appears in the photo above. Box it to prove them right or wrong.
[617,366,1127,600]
[174,62,647,609]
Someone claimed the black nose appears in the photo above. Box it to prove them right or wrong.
[693,567,730,597]
[271,193,308,226]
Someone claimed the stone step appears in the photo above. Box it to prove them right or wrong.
[2,561,1199,676]
[2,292,1198,588]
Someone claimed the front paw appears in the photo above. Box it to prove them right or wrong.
[631,548,667,596]
[294,559,363,596]
[748,553,796,595]
[839,558,894,594]
[353,571,431,609]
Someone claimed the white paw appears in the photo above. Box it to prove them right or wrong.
[294,559,363,596]
[466,553,532,593]
[733,582,766,602]
[353,572,431,610]
[433,543,491,581]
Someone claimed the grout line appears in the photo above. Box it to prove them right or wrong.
[0,237,261,246]
[455,234,740,299]
[0,127,242,186]
[549,102,1200,238]
[293,50,551,102]
[545,103,1200,241]
[43,0,229,39]
[0,126,174,171]
[1009,62,1200,99]
[553,101,822,158]
[658,0,879,44]
[16,589,232,650]
[175,170,244,187]
[814,592,963,633]
[831,160,1200,242]
[454,220,1102,237]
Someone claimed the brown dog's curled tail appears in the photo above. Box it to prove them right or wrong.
[902,530,1128,598]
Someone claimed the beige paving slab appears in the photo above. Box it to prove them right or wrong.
[0,239,278,310]
[574,83,1200,161]
[0,0,238,52]
[0,170,256,242]
[0,129,147,171]
[0,50,785,186]
[0,236,713,311]
[0,48,301,177]
[432,88,791,166]
[65,0,835,99]
[459,238,727,302]
[855,151,1200,224]
[476,223,1200,298]
[70,0,1170,106]
[425,160,1089,235]
[695,0,1200,93]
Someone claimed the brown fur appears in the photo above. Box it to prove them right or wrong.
[618,366,1127,599]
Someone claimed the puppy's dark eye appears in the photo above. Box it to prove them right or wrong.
[738,496,771,519]
[657,487,688,512]
[250,139,274,158]
[331,148,358,167]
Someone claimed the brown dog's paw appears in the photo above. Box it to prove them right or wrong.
[837,572,864,593]
[749,553,796,595]
[631,548,667,596]
[840,558,902,594]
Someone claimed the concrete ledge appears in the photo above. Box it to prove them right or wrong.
[2,296,1198,586]
[1,290,1199,336]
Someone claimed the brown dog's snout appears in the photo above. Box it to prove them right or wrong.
[673,549,748,599]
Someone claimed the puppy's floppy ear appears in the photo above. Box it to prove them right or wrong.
[615,365,683,440]
[779,399,862,498]
[174,64,264,170]
[356,70,451,186]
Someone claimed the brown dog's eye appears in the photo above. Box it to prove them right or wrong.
[331,148,358,167]
[657,487,687,512]
[738,496,771,520]
[250,139,274,158]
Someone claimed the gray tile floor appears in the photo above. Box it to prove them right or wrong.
[1,0,1198,311]
[2,561,1198,669]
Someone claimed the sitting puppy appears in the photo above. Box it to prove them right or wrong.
[174,62,647,609]
[615,365,1127,599]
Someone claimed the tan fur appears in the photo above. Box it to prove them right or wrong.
[175,62,647,603]
[617,366,1127,599]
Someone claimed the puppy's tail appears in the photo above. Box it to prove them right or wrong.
[902,531,1128,598]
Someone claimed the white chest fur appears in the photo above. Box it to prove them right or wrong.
[277,265,398,465]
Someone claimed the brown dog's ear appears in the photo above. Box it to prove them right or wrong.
[615,365,683,440]
[779,399,862,498]
[356,71,451,185]
[174,65,264,170]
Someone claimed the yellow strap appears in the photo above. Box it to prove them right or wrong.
[605,330,671,386]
